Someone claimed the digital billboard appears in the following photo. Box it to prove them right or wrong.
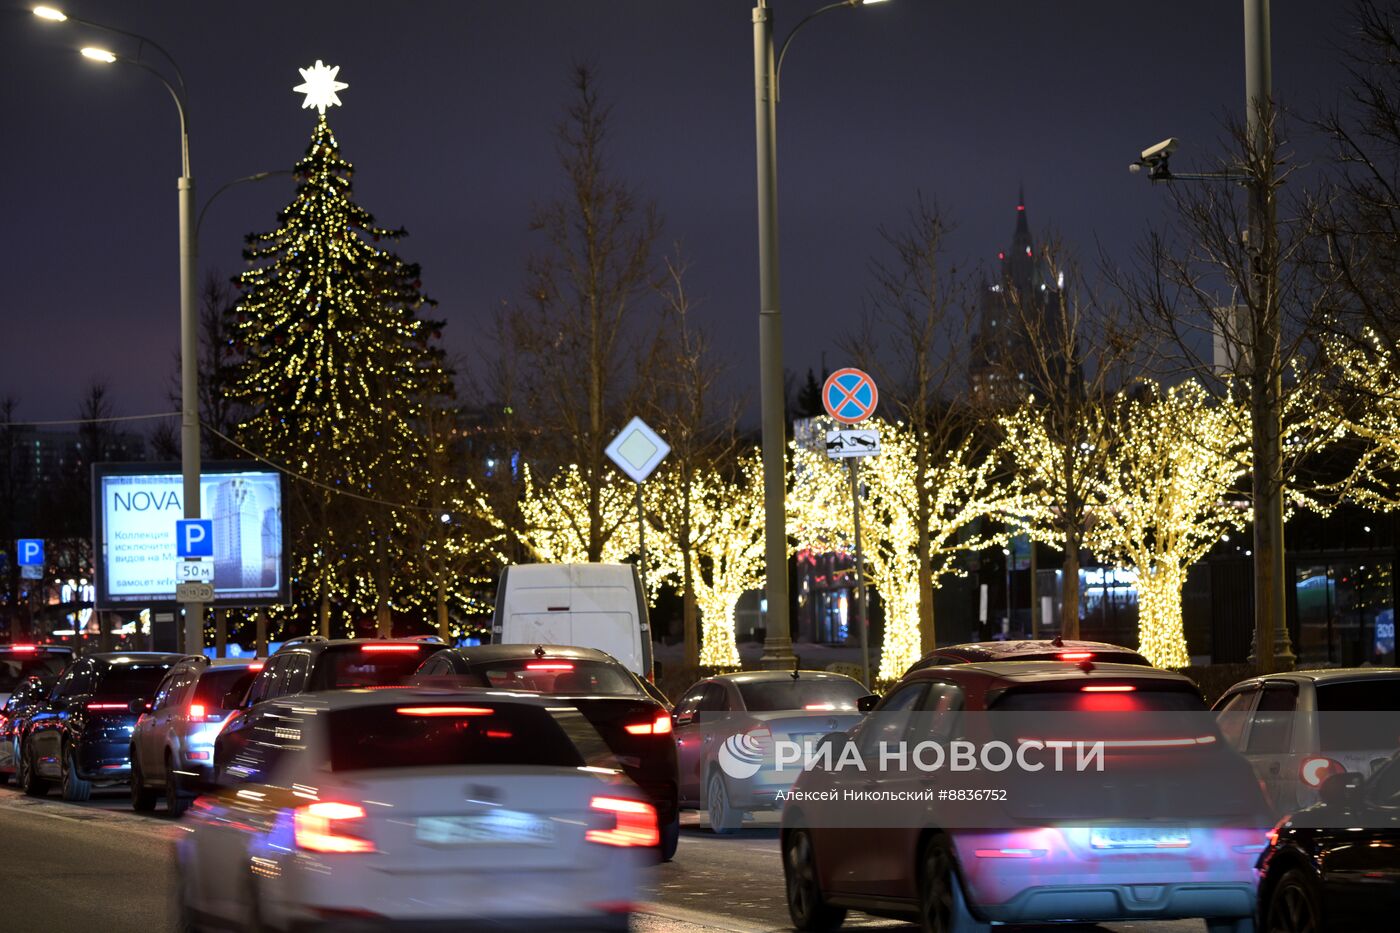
[92,462,288,608]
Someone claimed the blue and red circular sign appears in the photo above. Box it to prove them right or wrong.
[822,368,878,424]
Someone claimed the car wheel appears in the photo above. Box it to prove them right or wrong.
[659,812,680,862]
[130,751,159,812]
[19,741,49,797]
[783,829,846,931]
[707,770,740,834]
[166,754,191,818]
[61,746,93,802]
[918,836,988,933]
[1267,869,1322,933]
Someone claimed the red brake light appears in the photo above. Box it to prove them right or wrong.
[294,801,376,853]
[1081,685,1136,693]
[1059,652,1094,661]
[7,645,38,653]
[1300,757,1343,788]
[189,703,206,719]
[587,796,659,847]
[525,662,574,671]
[395,706,493,717]
[625,713,674,736]
[247,662,264,671]
[805,703,837,710]
[86,702,127,711]
[360,644,421,653]
[974,848,1048,858]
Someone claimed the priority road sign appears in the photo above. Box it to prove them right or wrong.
[176,519,214,558]
[605,417,671,483]
[822,368,878,424]
[16,539,44,567]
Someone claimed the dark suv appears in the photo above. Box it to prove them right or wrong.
[19,652,187,800]
[215,638,447,777]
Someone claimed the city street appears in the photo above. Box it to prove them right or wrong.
[0,785,1210,933]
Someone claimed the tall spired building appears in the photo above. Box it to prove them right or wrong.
[968,191,1066,403]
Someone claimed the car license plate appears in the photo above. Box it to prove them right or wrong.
[1090,827,1190,849]
[416,811,555,846]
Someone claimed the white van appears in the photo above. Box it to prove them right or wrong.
[491,563,655,679]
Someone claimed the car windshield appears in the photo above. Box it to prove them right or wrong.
[0,652,69,691]
[458,659,644,697]
[327,703,587,772]
[194,667,260,709]
[95,663,176,697]
[315,646,438,690]
[1316,678,1400,751]
[736,678,866,712]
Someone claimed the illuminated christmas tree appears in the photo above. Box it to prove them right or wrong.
[1325,328,1400,510]
[515,464,638,567]
[224,64,452,633]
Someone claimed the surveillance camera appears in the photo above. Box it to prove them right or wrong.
[1140,137,1178,162]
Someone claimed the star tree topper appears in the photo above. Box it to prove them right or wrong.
[294,60,348,115]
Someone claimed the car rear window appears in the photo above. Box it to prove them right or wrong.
[1317,679,1400,751]
[0,652,69,691]
[458,659,643,697]
[194,667,260,709]
[737,678,866,712]
[313,646,438,690]
[95,663,176,697]
[326,703,587,772]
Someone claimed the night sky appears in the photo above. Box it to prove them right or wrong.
[0,1,1353,425]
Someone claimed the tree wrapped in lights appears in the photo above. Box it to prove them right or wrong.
[225,114,452,632]
[515,464,638,567]
[650,452,766,669]
[1324,329,1400,510]
[1085,381,1250,668]
[790,419,1025,681]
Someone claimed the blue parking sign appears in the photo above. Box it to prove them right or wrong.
[176,519,214,558]
[16,539,44,567]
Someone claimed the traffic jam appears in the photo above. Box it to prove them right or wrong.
[4,584,1400,933]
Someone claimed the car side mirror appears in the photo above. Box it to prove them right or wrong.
[857,694,881,713]
[1320,771,1364,808]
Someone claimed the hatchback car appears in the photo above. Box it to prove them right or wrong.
[129,656,263,815]
[0,674,54,783]
[780,661,1268,932]
[1213,668,1400,815]
[0,643,72,707]
[19,652,187,800]
[1258,754,1400,931]
[674,671,868,833]
[416,644,681,860]
[904,638,1150,675]
[182,688,651,932]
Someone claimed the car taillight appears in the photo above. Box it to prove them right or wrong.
[294,802,376,854]
[8,645,38,653]
[1058,652,1094,661]
[1300,756,1344,788]
[360,644,420,653]
[86,702,127,711]
[395,706,493,716]
[1081,685,1135,693]
[526,662,574,671]
[625,713,674,736]
[974,848,1048,858]
[247,662,264,671]
[587,796,659,847]
[186,703,225,723]
[805,703,837,710]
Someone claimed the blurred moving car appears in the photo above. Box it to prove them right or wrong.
[216,637,447,772]
[781,661,1268,932]
[903,638,1150,675]
[674,671,868,833]
[178,689,651,932]
[129,656,263,815]
[19,652,186,801]
[416,644,681,860]
[1258,754,1400,931]
[1213,668,1400,814]
[0,644,73,706]
[0,674,54,784]
[492,563,656,680]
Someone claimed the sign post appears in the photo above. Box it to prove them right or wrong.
[822,368,879,688]
[605,417,671,606]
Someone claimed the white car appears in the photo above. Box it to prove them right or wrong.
[178,688,653,931]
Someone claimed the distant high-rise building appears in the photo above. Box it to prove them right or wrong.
[212,478,264,588]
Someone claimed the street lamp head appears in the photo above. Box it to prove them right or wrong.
[80,46,117,64]
[33,6,68,21]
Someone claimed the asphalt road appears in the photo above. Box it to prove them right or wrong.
[0,785,1212,933]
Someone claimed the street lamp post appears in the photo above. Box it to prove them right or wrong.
[752,0,888,669]
[35,6,204,656]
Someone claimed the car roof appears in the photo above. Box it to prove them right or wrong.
[87,652,188,665]
[910,659,1195,687]
[708,670,859,685]
[274,638,439,654]
[204,657,263,669]
[929,640,1144,660]
[438,644,619,664]
[266,686,554,713]
[1239,668,1400,687]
